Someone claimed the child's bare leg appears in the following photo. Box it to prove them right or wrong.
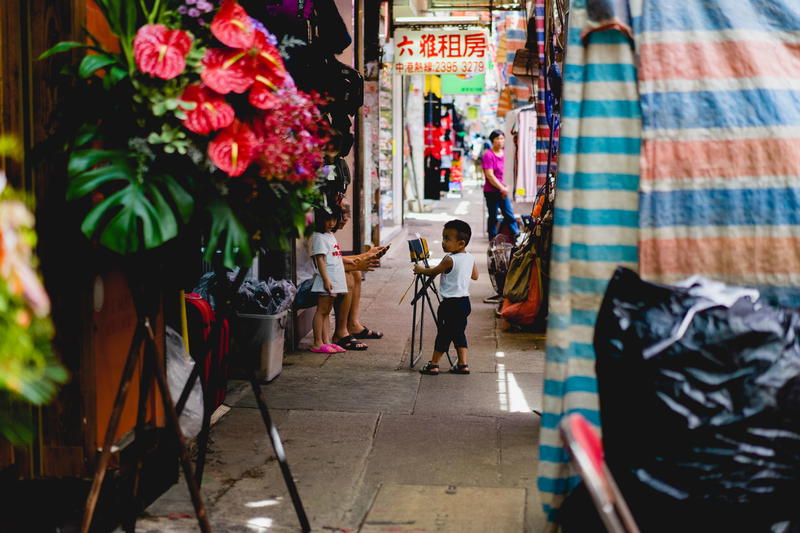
[456,347,469,367]
[430,350,446,366]
[313,296,334,348]
[312,303,327,349]
[322,296,334,344]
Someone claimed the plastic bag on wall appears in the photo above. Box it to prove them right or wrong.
[594,267,800,521]
[166,326,204,439]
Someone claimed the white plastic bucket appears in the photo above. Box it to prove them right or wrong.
[235,310,288,381]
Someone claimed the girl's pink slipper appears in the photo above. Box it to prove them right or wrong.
[328,343,346,353]
[309,344,339,354]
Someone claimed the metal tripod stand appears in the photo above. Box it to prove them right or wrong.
[408,245,454,369]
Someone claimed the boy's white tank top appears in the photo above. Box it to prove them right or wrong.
[439,252,474,298]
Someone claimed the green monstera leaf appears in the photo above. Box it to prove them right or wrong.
[67,148,194,254]
[205,198,254,269]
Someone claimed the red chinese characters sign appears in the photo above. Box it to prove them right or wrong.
[393,29,489,75]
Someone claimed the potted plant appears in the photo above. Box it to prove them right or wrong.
[42,0,330,270]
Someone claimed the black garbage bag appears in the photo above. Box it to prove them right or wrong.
[232,276,297,315]
[591,267,800,530]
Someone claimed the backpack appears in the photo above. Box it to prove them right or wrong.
[185,293,230,410]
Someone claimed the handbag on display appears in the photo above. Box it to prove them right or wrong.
[511,48,538,82]
[502,237,535,303]
[500,257,543,326]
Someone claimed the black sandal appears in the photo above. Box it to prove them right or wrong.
[333,335,368,351]
[353,327,384,339]
[449,364,470,375]
[419,362,439,375]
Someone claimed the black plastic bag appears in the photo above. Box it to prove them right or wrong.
[593,267,800,528]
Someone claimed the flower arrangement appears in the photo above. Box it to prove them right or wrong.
[0,136,67,445]
[42,0,330,268]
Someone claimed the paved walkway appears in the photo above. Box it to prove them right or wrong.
[138,183,546,532]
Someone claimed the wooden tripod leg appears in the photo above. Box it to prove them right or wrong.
[250,379,311,533]
[147,331,212,533]
[123,331,157,533]
[81,326,145,533]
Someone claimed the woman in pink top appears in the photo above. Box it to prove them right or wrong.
[482,130,519,240]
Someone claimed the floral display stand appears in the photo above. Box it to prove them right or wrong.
[40,1,333,531]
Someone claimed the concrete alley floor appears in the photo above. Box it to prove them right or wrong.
[137,183,546,532]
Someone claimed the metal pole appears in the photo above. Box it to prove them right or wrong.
[250,379,311,532]
[354,0,366,251]
[410,275,419,367]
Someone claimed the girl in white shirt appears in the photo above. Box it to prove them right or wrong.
[310,206,348,354]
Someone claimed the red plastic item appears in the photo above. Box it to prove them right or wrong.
[560,413,640,533]
[185,293,230,409]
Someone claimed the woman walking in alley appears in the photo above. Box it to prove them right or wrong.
[482,130,520,241]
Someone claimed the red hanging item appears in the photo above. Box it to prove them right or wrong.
[185,293,230,409]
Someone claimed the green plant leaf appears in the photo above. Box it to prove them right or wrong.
[79,54,118,78]
[67,149,127,177]
[67,149,195,254]
[162,175,194,223]
[105,65,129,87]
[38,41,93,60]
[124,0,139,43]
[66,162,135,200]
[81,179,176,253]
[74,124,100,148]
[205,199,253,269]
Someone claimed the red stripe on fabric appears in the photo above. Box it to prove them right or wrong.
[642,138,800,181]
[640,236,800,278]
[640,41,800,81]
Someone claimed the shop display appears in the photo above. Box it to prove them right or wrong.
[378,63,395,223]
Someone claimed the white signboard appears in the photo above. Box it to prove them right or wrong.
[393,29,489,75]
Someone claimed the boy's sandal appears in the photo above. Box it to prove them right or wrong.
[449,364,471,375]
[333,335,368,351]
[419,362,439,375]
[353,327,384,339]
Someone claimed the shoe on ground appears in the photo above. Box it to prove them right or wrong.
[483,294,503,304]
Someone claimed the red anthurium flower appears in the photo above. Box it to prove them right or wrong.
[208,120,258,177]
[134,24,192,80]
[200,48,255,94]
[210,0,255,49]
[249,82,283,110]
[179,85,235,135]
[248,33,289,109]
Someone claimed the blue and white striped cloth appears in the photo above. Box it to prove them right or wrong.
[537,0,641,526]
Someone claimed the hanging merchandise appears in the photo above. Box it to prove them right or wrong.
[497,86,514,118]
[539,0,800,528]
[502,238,536,303]
[255,0,363,199]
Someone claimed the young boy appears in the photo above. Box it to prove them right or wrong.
[414,219,479,375]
